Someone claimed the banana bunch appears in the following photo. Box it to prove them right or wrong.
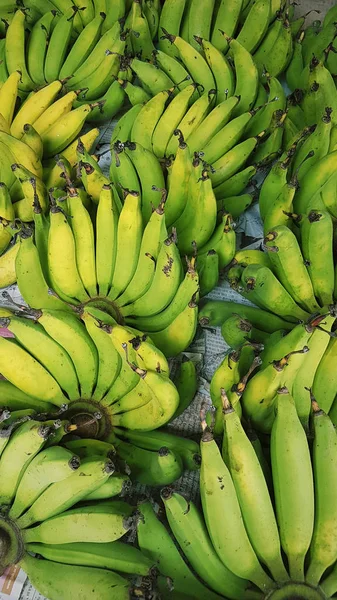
[1,7,128,122]
[15,161,200,356]
[137,393,337,600]
[0,305,187,439]
[0,74,101,226]
[285,6,337,88]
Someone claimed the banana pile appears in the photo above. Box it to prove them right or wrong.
[136,393,337,600]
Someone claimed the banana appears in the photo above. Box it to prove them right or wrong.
[124,141,165,223]
[210,137,259,187]
[116,194,167,306]
[162,489,253,600]
[237,0,271,53]
[17,457,115,529]
[197,212,235,270]
[152,83,197,158]
[218,193,253,219]
[0,238,19,288]
[108,188,143,300]
[48,202,89,303]
[19,554,131,600]
[214,165,257,200]
[114,440,183,484]
[265,18,293,78]
[304,401,337,585]
[41,104,95,158]
[292,315,335,429]
[44,6,77,83]
[312,335,337,414]
[176,168,217,256]
[27,11,57,87]
[300,209,334,307]
[199,415,274,592]
[188,0,215,50]
[67,186,97,297]
[210,349,241,434]
[160,29,215,92]
[22,501,134,545]
[292,108,332,181]
[80,307,121,402]
[264,226,319,313]
[16,232,72,311]
[271,387,314,581]
[115,426,200,471]
[294,150,337,215]
[0,381,51,413]
[0,70,21,126]
[242,343,310,433]
[199,298,293,331]
[130,334,169,374]
[131,88,172,152]
[152,49,191,92]
[157,0,186,57]
[101,0,125,33]
[59,11,105,80]
[241,263,310,321]
[147,292,198,357]
[111,104,144,145]
[137,500,223,600]
[94,183,118,297]
[78,158,110,205]
[21,124,43,160]
[225,36,259,118]
[98,326,142,405]
[33,91,78,136]
[81,473,131,500]
[25,541,154,577]
[0,419,52,506]
[211,0,242,52]
[129,56,174,96]
[127,258,199,333]
[1,315,80,402]
[143,0,160,40]
[10,80,63,140]
[0,131,42,178]
[36,309,98,401]
[187,95,239,157]
[111,362,179,430]
[5,10,34,92]
[194,36,235,104]
[201,109,255,165]
[245,77,286,138]
[9,446,80,520]
[84,80,125,124]
[198,249,219,296]
[110,141,141,201]
[130,0,155,60]
[67,17,121,88]
[0,334,67,407]
[222,393,289,582]
[166,89,216,156]
[74,35,125,103]
[286,30,305,92]
[119,79,151,106]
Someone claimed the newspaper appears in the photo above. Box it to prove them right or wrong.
[0,0,333,596]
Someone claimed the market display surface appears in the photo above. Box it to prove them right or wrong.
[1,0,337,599]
